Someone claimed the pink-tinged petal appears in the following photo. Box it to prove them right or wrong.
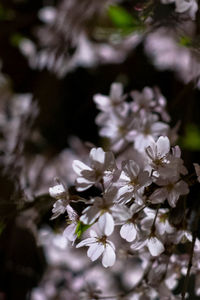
[167,190,179,208]
[156,136,170,157]
[93,95,110,109]
[76,237,96,248]
[120,223,137,242]
[152,122,169,135]
[98,212,114,236]
[102,244,116,267]
[175,181,189,195]
[90,147,105,165]
[149,188,167,204]
[73,160,92,176]
[63,223,77,242]
[147,236,165,256]
[143,87,154,100]
[87,243,104,261]
[138,171,152,187]
[110,82,123,101]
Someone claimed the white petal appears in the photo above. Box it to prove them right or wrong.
[73,160,92,176]
[90,147,105,165]
[87,243,104,261]
[167,190,179,208]
[123,160,140,178]
[120,223,137,242]
[102,243,116,267]
[80,205,101,225]
[93,94,110,110]
[49,184,65,198]
[147,236,165,256]
[98,212,114,236]
[76,237,96,248]
[149,188,167,204]
[76,177,94,191]
[110,82,123,101]
[156,136,170,157]
[63,223,77,242]
[66,205,78,221]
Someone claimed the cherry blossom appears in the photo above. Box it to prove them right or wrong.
[149,177,189,207]
[73,147,117,191]
[76,226,116,268]
[116,160,152,204]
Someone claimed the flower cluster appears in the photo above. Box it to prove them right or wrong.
[49,83,200,298]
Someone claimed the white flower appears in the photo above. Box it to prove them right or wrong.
[51,199,67,220]
[80,187,118,235]
[49,181,68,219]
[149,177,189,207]
[98,110,134,152]
[128,114,169,153]
[172,229,192,244]
[73,147,117,191]
[117,160,152,204]
[130,86,170,122]
[76,226,116,268]
[93,82,128,114]
[146,136,170,174]
[142,208,174,236]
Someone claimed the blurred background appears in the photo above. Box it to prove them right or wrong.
[0,0,200,299]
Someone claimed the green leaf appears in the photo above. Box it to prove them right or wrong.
[181,124,200,151]
[75,221,91,238]
[107,5,140,29]
[179,36,192,47]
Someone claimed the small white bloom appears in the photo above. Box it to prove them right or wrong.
[150,177,189,207]
[146,136,170,174]
[80,187,117,235]
[49,181,68,219]
[128,115,169,153]
[76,227,116,268]
[94,82,128,114]
[117,160,152,204]
[73,147,117,191]
[51,199,67,220]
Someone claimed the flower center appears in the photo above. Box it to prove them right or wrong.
[97,235,107,246]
